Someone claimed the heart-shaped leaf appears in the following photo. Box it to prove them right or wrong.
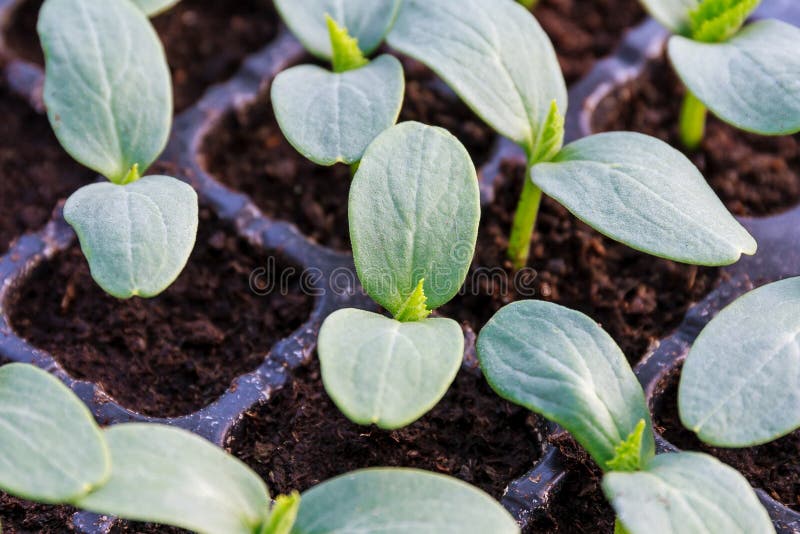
[0,364,110,503]
[293,468,520,534]
[638,0,699,34]
[318,309,463,429]
[679,277,800,447]
[669,20,800,135]
[387,0,566,156]
[131,0,180,16]
[350,122,479,315]
[274,0,401,59]
[38,0,172,183]
[604,452,774,534]
[77,424,270,534]
[477,300,655,469]
[64,175,198,299]
[532,132,757,266]
[271,55,404,166]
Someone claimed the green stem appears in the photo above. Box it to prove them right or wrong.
[517,0,538,8]
[507,165,542,271]
[350,161,360,178]
[614,518,631,534]
[679,91,707,151]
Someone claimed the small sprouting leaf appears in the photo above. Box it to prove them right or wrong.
[350,122,479,314]
[603,452,774,534]
[318,309,463,429]
[131,0,180,16]
[606,420,647,472]
[679,277,800,447]
[394,279,432,323]
[262,492,300,534]
[38,0,172,183]
[688,0,760,42]
[77,424,270,534]
[477,300,655,469]
[669,20,800,135]
[293,469,520,534]
[637,0,700,34]
[387,0,567,156]
[275,0,401,59]
[326,15,368,73]
[531,132,757,266]
[271,55,404,166]
[64,175,199,299]
[0,364,110,504]
[530,99,565,164]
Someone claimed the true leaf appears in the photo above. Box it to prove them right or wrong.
[64,175,199,299]
[688,0,760,42]
[263,492,300,534]
[131,0,180,16]
[669,20,800,135]
[637,0,700,34]
[477,300,655,468]
[531,132,757,266]
[350,122,479,314]
[77,424,270,534]
[0,364,110,503]
[603,452,774,534]
[271,55,404,166]
[38,0,172,183]
[679,277,800,447]
[387,0,566,156]
[318,309,463,429]
[326,15,368,73]
[292,468,520,534]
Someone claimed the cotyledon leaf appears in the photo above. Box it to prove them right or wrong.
[64,175,198,299]
[271,55,404,166]
[638,0,700,34]
[131,0,180,16]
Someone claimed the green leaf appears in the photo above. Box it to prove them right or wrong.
[669,20,800,135]
[679,277,800,447]
[293,468,520,533]
[326,15,368,73]
[263,493,300,534]
[0,363,110,504]
[606,420,647,472]
[394,279,432,323]
[64,175,199,299]
[530,99,565,164]
[638,0,700,34]
[318,309,463,429]
[77,424,270,534]
[350,122,479,314]
[131,0,180,16]
[274,0,401,59]
[531,132,757,266]
[688,0,760,42]
[603,452,774,534]
[38,0,172,184]
[387,0,566,156]
[271,55,404,166]
[477,300,655,468]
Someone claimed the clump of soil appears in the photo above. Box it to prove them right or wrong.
[9,208,313,417]
[228,359,542,499]
[592,54,800,217]
[0,494,76,533]
[112,521,188,533]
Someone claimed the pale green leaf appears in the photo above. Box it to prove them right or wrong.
[263,493,300,534]
[688,0,760,42]
[606,419,648,472]
[293,468,520,534]
[477,300,655,468]
[326,15,368,73]
[669,20,800,135]
[350,122,479,314]
[603,452,774,534]
[0,364,110,503]
[77,424,270,534]
[131,0,180,16]
[64,175,198,299]
[530,99,565,164]
[394,279,431,323]
[638,0,700,33]
[532,132,757,266]
[387,0,566,155]
[38,0,172,183]
[679,277,800,447]
[271,55,404,166]
[318,309,463,429]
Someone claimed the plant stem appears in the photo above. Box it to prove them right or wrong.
[679,91,707,151]
[507,166,542,271]
[614,518,631,534]
[517,0,538,8]
[350,161,360,177]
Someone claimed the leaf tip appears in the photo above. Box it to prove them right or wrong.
[394,279,432,322]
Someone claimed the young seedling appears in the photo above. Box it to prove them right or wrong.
[387,0,757,270]
[271,0,404,167]
[317,121,480,430]
[477,300,775,534]
[639,0,800,149]
[0,363,517,534]
[37,0,198,299]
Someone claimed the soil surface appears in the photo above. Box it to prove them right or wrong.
[0,494,76,533]
[9,208,313,417]
[4,0,280,112]
[593,54,800,217]
[229,359,542,499]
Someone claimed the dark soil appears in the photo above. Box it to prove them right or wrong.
[111,521,188,533]
[0,494,75,533]
[592,54,800,217]
[228,359,542,499]
[655,370,800,511]
[9,208,313,417]
[4,0,280,112]
[439,161,721,361]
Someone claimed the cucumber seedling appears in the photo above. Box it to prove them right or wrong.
[387,0,757,270]
[38,0,198,299]
[477,300,775,534]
